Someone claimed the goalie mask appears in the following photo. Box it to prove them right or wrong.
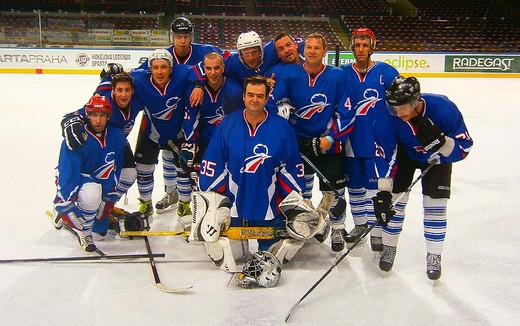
[236,251,282,288]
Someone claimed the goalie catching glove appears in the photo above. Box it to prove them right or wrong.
[189,192,231,242]
[279,191,324,241]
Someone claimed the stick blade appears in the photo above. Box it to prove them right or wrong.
[155,283,193,294]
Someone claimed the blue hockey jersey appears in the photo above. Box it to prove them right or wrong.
[268,63,347,152]
[199,109,305,222]
[131,65,195,145]
[55,125,126,202]
[183,77,244,144]
[392,93,473,164]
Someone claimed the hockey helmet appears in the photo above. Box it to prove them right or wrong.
[148,48,174,69]
[85,95,112,116]
[236,251,282,288]
[350,27,377,51]
[386,76,421,110]
[170,16,193,34]
[100,63,124,80]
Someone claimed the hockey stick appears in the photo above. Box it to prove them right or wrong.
[143,236,193,293]
[300,153,347,215]
[121,226,290,240]
[0,253,165,264]
[284,160,437,322]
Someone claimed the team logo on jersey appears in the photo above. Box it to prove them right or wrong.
[355,89,381,116]
[152,96,180,120]
[94,152,116,180]
[240,144,271,174]
[205,107,225,126]
[295,93,329,119]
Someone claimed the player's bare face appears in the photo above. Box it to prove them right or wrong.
[275,36,298,63]
[88,112,109,133]
[113,81,133,109]
[353,37,372,65]
[173,33,191,56]
[243,83,268,116]
[203,57,224,86]
[392,103,417,122]
[240,47,262,69]
[151,60,171,88]
[304,38,326,66]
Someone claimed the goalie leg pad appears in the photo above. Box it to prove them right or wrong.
[279,191,324,240]
[204,237,248,273]
[268,238,305,264]
[190,192,231,242]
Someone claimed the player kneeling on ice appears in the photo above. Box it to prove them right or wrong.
[53,96,126,253]
[375,76,473,280]
[191,77,323,287]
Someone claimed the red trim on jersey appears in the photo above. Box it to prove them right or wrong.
[173,45,192,64]
[150,76,170,96]
[216,183,227,194]
[111,93,131,121]
[277,176,293,195]
[205,77,224,103]
[304,63,326,87]
[85,127,107,148]
[243,109,268,137]
[352,61,375,83]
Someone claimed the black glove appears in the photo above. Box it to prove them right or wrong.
[299,137,321,157]
[410,115,446,153]
[180,143,197,170]
[123,212,150,231]
[100,63,124,79]
[372,191,395,226]
[61,114,87,150]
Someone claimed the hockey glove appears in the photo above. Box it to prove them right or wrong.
[61,113,87,150]
[100,63,123,79]
[123,212,150,231]
[299,137,322,157]
[55,200,85,230]
[372,191,395,226]
[180,143,197,170]
[409,116,446,154]
[276,99,294,120]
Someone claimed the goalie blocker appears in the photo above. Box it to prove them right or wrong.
[190,191,323,271]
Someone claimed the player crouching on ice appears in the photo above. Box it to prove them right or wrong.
[53,96,126,253]
[190,77,324,288]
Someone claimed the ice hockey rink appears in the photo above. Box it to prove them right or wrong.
[0,73,518,326]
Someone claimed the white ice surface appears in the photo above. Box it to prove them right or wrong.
[0,74,519,326]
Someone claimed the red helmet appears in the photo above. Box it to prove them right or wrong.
[85,96,112,116]
[350,27,377,51]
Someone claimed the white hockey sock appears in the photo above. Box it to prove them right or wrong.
[161,150,178,193]
[382,193,409,247]
[423,195,448,255]
[136,163,155,201]
[303,174,314,199]
[348,187,368,226]
[115,167,137,198]
[177,173,192,202]
[365,189,381,235]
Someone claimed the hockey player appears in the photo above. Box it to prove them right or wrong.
[53,96,126,253]
[267,33,349,252]
[131,49,196,220]
[193,76,322,273]
[179,52,243,229]
[60,72,143,235]
[376,76,473,280]
[339,28,399,250]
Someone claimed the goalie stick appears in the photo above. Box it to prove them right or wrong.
[284,161,437,323]
[0,253,165,264]
[120,226,291,240]
[143,236,193,293]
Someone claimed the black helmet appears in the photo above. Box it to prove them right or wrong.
[386,76,421,106]
[170,17,193,34]
[100,63,124,80]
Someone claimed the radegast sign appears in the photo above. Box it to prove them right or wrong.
[445,55,519,73]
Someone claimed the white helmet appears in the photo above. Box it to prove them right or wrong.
[237,31,263,62]
[236,251,282,288]
[148,49,173,68]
